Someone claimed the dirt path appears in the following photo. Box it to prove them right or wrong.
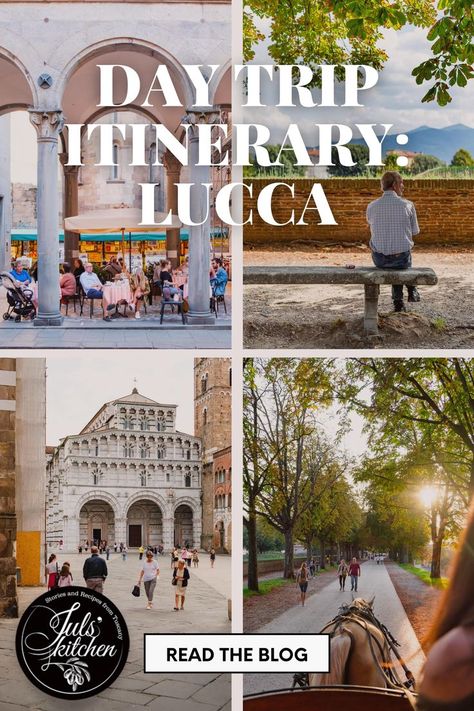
[244,247,474,349]
[386,563,443,652]
[244,567,337,633]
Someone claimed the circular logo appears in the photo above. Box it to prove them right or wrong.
[15,586,129,699]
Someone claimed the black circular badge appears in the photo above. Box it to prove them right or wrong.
[15,586,129,699]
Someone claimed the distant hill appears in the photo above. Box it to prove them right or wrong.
[351,124,474,163]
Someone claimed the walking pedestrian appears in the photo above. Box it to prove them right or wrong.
[114,542,118,553]
[210,547,216,568]
[106,546,110,560]
[337,558,349,591]
[138,545,144,561]
[309,557,316,577]
[45,554,58,590]
[122,545,128,561]
[349,557,361,592]
[83,546,108,593]
[186,548,192,568]
[58,562,73,588]
[138,550,160,609]
[172,559,190,610]
[192,549,199,568]
[297,561,309,606]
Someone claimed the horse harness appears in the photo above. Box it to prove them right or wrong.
[292,602,415,693]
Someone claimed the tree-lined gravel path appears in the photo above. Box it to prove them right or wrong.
[244,560,425,695]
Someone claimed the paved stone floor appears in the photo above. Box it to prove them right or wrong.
[0,552,231,710]
[0,289,231,349]
[244,560,425,696]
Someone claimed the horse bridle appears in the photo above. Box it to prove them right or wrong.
[292,603,416,693]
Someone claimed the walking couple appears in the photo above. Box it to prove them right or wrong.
[337,557,361,592]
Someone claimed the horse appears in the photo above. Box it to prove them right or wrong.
[307,598,415,690]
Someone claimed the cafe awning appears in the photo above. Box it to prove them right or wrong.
[64,207,182,235]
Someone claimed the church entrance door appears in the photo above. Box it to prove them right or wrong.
[128,525,142,547]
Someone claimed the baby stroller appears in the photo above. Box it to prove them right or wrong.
[1,272,36,322]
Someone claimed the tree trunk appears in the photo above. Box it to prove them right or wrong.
[320,539,326,569]
[283,528,294,578]
[246,508,259,591]
[470,457,474,497]
[306,535,313,561]
[431,537,442,579]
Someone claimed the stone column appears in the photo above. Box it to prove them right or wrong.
[0,359,17,617]
[162,151,181,269]
[162,516,173,551]
[15,359,46,585]
[29,110,64,326]
[59,154,80,268]
[185,110,219,325]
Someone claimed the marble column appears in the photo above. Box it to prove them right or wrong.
[15,359,46,584]
[185,110,218,325]
[59,154,79,269]
[29,110,64,326]
[0,359,17,617]
[162,151,181,269]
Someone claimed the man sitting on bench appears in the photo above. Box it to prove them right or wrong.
[367,171,420,312]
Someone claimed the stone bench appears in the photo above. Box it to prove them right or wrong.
[243,266,438,335]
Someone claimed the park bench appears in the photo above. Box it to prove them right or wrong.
[243,266,438,336]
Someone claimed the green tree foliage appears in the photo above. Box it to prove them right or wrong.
[410,153,444,174]
[243,143,306,177]
[244,1,474,105]
[243,358,336,584]
[342,358,474,576]
[327,144,378,177]
[243,517,285,553]
[451,148,474,167]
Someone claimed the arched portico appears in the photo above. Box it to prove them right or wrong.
[0,51,35,271]
[126,498,164,548]
[79,498,115,547]
[0,2,231,327]
[173,498,201,548]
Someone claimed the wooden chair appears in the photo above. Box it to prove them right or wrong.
[79,284,104,319]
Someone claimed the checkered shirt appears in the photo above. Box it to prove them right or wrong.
[366,191,420,255]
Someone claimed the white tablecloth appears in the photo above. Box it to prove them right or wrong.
[102,281,132,310]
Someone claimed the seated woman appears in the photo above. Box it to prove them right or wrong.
[129,267,150,319]
[417,501,474,709]
[60,264,77,298]
[159,260,181,300]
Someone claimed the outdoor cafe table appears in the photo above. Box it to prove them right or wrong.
[102,280,132,311]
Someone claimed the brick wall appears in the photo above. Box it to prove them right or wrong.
[243,178,474,247]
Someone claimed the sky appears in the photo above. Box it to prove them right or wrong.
[244,20,474,143]
[45,353,196,446]
[9,19,474,181]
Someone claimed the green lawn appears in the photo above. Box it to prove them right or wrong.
[399,563,449,590]
[243,578,292,598]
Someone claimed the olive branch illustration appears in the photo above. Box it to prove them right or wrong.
[50,657,91,691]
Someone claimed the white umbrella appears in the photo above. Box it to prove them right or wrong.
[64,207,181,270]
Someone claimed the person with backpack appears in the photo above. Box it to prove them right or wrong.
[296,561,309,606]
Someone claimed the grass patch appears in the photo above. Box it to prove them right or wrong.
[399,564,449,590]
[431,316,447,331]
[243,578,292,598]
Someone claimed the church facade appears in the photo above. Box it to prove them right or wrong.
[46,389,202,552]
